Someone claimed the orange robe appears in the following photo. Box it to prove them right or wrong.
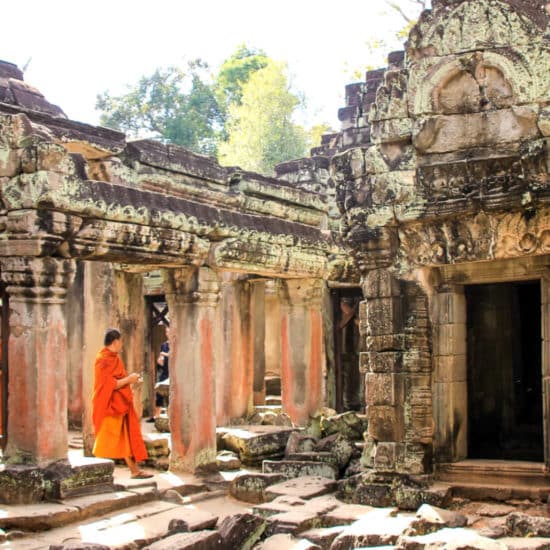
[92,347,148,463]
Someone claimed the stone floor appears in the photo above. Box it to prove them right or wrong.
[1,421,549,549]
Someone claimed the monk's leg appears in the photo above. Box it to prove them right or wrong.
[124,456,140,475]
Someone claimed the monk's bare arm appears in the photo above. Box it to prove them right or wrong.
[115,372,141,389]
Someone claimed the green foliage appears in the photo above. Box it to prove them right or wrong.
[309,123,333,151]
[215,44,269,112]
[96,61,222,156]
[218,61,308,176]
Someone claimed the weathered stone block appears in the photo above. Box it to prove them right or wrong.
[315,433,354,470]
[373,442,404,471]
[436,291,466,325]
[433,381,467,462]
[366,333,406,352]
[266,476,337,501]
[368,405,404,442]
[218,513,267,549]
[366,297,404,336]
[229,473,287,504]
[362,351,403,373]
[506,513,550,537]
[262,460,337,480]
[0,147,21,177]
[0,466,44,504]
[433,354,466,383]
[435,323,466,356]
[145,530,223,550]
[362,270,401,299]
[366,373,404,406]
[285,432,317,456]
[320,411,368,440]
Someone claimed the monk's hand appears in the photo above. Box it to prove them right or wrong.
[129,372,141,385]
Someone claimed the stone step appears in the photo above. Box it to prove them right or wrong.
[254,405,283,415]
[265,395,282,406]
[436,459,550,489]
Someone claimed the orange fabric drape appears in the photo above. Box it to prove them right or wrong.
[92,347,147,463]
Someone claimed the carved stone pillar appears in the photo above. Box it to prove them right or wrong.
[264,279,282,393]
[251,280,266,406]
[163,266,219,472]
[216,273,253,425]
[1,256,75,466]
[278,278,325,425]
[362,269,406,472]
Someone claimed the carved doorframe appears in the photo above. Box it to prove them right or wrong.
[433,257,550,468]
[0,284,7,451]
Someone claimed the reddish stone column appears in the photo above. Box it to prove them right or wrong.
[1,256,75,466]
[278,278,325,425]
[216,274,254,425]
[163,266,219,472]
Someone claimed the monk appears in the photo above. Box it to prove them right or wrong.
[92,328,153,479]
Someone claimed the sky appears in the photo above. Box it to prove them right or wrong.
[1,0,421,131]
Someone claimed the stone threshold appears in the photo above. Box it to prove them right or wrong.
[436,459,550,501]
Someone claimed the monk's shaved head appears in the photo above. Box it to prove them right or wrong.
[104,328,121,346]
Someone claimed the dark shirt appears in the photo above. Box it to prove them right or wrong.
[158,341,169,382]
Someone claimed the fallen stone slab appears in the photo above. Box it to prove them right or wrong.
[320,503,375,527]
[265,509,323,536]
[144,529,222,549]
[299,525,345,549]
[394,482,453,510]
[498,537,550,549]
[315,433,354,470]
[164,506,218,531]
[409,503,468,535]
[286,452,338,467]
[476,503,516,517]
[50,544,110,550]
[253,495,309,517]
[222,425,297,465]
[229,473,287,504]
[257,533,321,549]
[263,460,338,480]
[266,476,337,501]
[395,527,507,549]
[218,512,267,550]
[331,510,415,549]
[285,432,318,455]
[216,450,241,470]
[320,411,367,440]
[506,512,550,537]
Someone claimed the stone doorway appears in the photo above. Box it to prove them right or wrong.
[333,288,363,413]
[465,281,543,462]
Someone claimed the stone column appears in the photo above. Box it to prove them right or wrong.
[264,280,282,394]
[114,270,146,419]
[163,266,219,472]
[66,262,85,429]
[1,256,75,466]
[362,269,406,472]
[82,262,117,456]
[216,274,254,425]
[251,280,266,406]
[278,278,325,425]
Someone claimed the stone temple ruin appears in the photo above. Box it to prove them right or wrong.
[0,0,549,521]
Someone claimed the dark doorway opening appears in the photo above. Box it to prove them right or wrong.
[466,280,543,461]
[332,288,363,413]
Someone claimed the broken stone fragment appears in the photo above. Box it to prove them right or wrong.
[315,433,354,470]
[395,527,506,549]
[409,503,468,535]
[320,411,368,440]
[144,530,223,550]
[216,450,241,470]
[263,460,338,480]
[218,513,267,550]
[285,432,318,455]
[229,473,287,504]
[506,512,550,537]
[266,476,337,501]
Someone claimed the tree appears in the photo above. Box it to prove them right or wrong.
[96,61,222,156]
[218,61,308,176]
[215,44,269,115]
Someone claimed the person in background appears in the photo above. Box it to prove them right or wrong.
[92,328,153,479]
[147,325,170,422]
